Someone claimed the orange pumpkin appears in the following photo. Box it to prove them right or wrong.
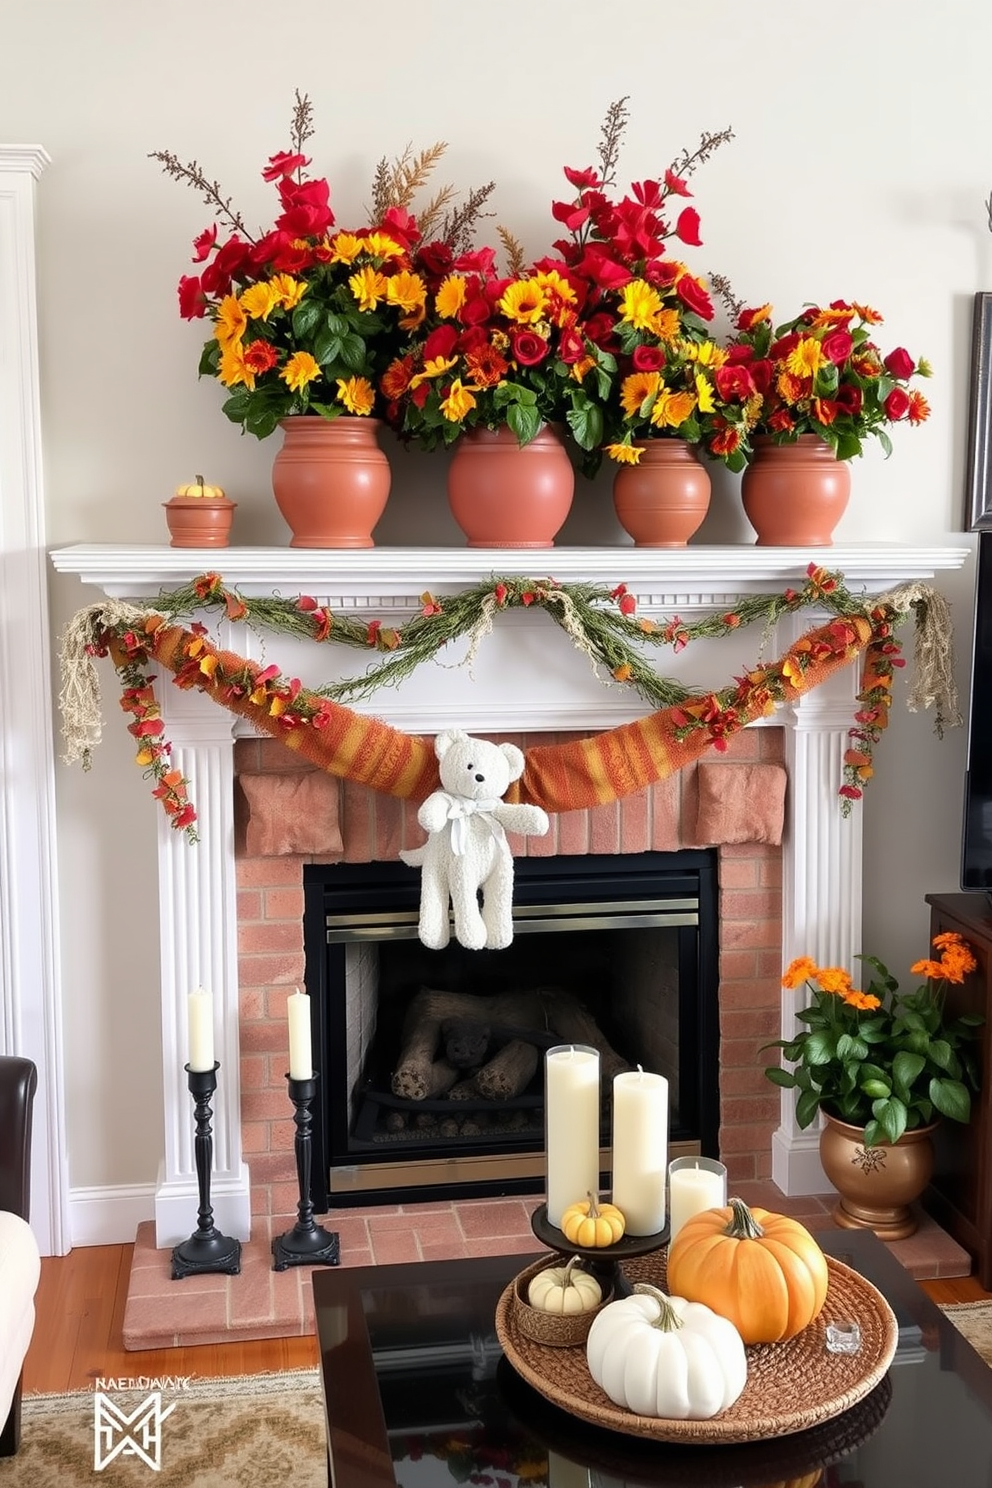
[665,1195,829,1344]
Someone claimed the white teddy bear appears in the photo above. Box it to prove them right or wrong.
[400,730,550,950]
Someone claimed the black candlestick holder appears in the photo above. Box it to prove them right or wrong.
[272,1071,340,1271]
[171,1063,242,1280]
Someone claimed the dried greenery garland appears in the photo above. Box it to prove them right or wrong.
[58,566,957,844]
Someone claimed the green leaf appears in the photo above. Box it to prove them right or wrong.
[891,1050,926,1089]
[338,333,369,373]
[764,1066,798,1089]
[506,402,542,446]
[833,430,862,461]
[291,301,323,339]
[927,1038,954,1071]
[795,1088,822,1129]
[566,401,604,452]
[801,1030,836,1066]
[930,1077,972,1123]
[871,1096,907,1145]
[861,1078,892,1099]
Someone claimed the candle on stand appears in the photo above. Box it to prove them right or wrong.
[287,988,313,1081]
[668,1156,727,1242]
[186,987,214,1072]
[545,1044,600,1228]
[610,1067,668,1235]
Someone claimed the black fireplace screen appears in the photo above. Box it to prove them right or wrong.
[303,850,719,1209]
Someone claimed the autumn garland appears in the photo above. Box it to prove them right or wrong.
[60,565,941,844]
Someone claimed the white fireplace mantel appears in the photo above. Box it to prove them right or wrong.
[51,541,971,1241]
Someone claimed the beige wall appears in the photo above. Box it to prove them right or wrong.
[2,0,985,1200]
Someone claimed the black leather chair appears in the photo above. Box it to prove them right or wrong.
[0,1055,38,1456]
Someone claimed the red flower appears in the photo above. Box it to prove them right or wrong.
[178,275,206,320]
[191,226,217,263]
[262,151,309,181]
[674,206,702,246]
[631,344,665,372]
[511,330,550,366]
[675,271,714,320]
[884,387,911,420]
[884,347,916,379]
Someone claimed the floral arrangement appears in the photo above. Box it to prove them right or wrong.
[723,299,932,460]
[380,100,745,466]
[765,933,982,1146]
[151,93,495,439]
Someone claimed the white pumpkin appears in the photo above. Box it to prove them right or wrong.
[586,1282,747,1419]
[526,1255,603,1315]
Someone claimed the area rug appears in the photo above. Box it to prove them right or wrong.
[3,1369,324,1487]
[941,1301,992,1366]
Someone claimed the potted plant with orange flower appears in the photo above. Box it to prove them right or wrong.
[764,932,981,1237]
[722,299,932,546]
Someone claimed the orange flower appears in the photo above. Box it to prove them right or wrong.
[782,956,818,989]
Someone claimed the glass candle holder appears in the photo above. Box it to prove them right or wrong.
[668,1155,728,1242]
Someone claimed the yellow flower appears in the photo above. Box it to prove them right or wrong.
[349,266,388,312]
[408,355,458,390]
[335,376,375,415]
[570,355,596,382]
[650,388,696,429]
[695,373,716,414]
[497,280,547,324]
[606,442,642,464]
[326,232,365,264]
[620,371,660,419]
[268,274,308,311]
[214,294,247,350]
[218,342,255,389]
[787,336,824,379]
[240,282,280,322]
[653,307,682,342]
[385,271,427,315]
[688,339,726,367]
[280,351,321,393]
[440,379,477,422]
[618,279,664,331]
[435,275,467,318]
[361,231,404,260]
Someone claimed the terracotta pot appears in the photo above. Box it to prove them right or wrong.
[819,1110,937,1240]
[163,496,236,548]
[446,425,574,548]
[741,434,851,546]
[271,415,391,548]
[612,439,711,547]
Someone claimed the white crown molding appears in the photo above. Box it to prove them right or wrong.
[0,146,51,179]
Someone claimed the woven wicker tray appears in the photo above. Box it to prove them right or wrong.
[496,1250,898,1445]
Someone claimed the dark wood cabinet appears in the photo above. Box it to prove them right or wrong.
[925,892,992,1287]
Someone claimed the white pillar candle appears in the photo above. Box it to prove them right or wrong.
[287,988,313,1081]
[186,986,214,1072]
[610,1067,669,1235]
[545,1044,600,1228]
[668,1157,727,1241]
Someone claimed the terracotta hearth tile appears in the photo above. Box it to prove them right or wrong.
[455,1199,539,1240]
[124,1261,227,1299]
[369,1227,422,1264]
[464,1235,544,1259]
[421,1239,471,1261]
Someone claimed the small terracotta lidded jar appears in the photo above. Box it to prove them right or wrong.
[164,475,236,547]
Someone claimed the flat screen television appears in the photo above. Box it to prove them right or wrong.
[962,530,992,890]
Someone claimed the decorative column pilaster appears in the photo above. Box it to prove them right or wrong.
[153,681,250,1247]
[772,612,864,1194]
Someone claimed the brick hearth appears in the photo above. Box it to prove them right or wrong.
[233,726,786,1223]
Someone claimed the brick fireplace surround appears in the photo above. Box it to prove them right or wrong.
[235,727,786,1222]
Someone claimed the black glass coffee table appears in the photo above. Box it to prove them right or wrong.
[313,1228,992,1487]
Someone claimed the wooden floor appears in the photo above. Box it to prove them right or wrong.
[22,1238,992,1395]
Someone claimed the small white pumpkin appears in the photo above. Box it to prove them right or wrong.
[586,1282,747,1419]
[526,1255,603,1315]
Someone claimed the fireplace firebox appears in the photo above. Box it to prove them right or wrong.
[302,850,719,1209]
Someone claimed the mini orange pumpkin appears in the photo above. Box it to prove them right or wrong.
[665,1195,829,1344]
[560,1192,626,1248]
